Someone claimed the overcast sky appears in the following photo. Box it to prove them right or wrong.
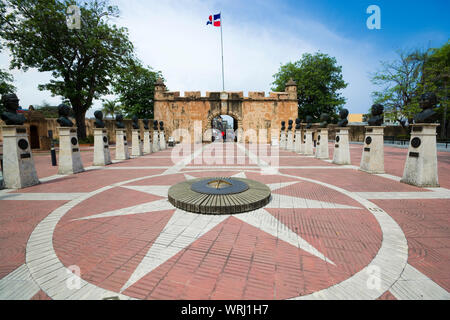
[0,0,448,118]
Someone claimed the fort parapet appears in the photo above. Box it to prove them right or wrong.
[154,79,298,142]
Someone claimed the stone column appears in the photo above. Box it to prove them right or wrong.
[143,131,152,154]
[194,127,202,144]
[159,131,166,150]
[131,129,143,156]
[115,129,130,160]
[1,126,40,188]
[401,123,439,187]
[286,130,294,151]
[93,128,111,166]
[315,128,329,159]
[279,131,287,149]
[359,126,385,174]
[153,130,160,152]
[294,130,301,153]
[58,127,84,175]
[304,129,314,155]
[237,122,244,143]
[332,128,351,165]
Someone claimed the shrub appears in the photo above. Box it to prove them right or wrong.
[78,135,94,145]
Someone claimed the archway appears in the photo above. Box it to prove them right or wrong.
[210,115,238,142]
[206,111,242,143]
[30,125,40,149]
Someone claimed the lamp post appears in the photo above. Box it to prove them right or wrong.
[48,130,57,166]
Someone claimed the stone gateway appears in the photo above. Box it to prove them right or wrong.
[153,79,298,143]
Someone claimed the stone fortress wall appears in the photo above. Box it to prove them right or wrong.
[153,79,299,143]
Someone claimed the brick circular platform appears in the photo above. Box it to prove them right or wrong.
[168,177,271,214]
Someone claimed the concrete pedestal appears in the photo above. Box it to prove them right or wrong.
[143,131,152,154]
[153,131,160,152]
[159,132,166,150]
[294,130,301,153]
[115,129,130,160]
[299,129,306,154]
[286,131,294,151]
[131,130,143,156]
[304,129,314,155]
[315,128,329,159]
[280,132,287,149]
[58,127,84,175]
[1,126,40,188]
[359,126,385,174]
[332,128,351,165]
[401,123,439,187]
[93,128,111,166]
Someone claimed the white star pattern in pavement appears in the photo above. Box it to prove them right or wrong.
[73,172,362,293]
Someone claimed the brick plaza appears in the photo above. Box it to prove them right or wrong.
[0,142,449,300]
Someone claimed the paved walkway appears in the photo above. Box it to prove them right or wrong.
[0,143,449,300]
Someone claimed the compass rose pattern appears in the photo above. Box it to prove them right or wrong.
[50,170,383,300]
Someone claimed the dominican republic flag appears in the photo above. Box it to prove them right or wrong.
[206,13,221,27]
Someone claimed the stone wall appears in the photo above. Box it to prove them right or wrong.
[153,80,299,143]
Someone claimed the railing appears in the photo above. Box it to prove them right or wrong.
[384,136,409,145]
[438,139,450,148]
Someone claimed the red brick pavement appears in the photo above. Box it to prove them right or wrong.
[0,200,67,278]
[281,168,430,192]
[1,143,449,300]
[32,150,94,179]
[371,199,450,292]
[30,290,52,300]
[11,169,164,193]
[377,291,397,300]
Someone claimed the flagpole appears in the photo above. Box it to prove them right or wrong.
[220,12,225,91]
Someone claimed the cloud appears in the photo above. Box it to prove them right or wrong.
[113,0,385,113]
[0,0,406,117]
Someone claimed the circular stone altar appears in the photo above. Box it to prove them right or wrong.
[168,177,271,214]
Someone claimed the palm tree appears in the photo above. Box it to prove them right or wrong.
[102,99,121,119]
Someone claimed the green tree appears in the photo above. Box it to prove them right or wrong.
[101,99,121,119]
[370,49,426,126]
[0,2,16,113]
[272,52,348,122]
[0,69,16,97]
[0,0,134,138]
[421,41,449,137]
[0,70,16,114]
[112,59,163,119]
[371,44,449,133]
